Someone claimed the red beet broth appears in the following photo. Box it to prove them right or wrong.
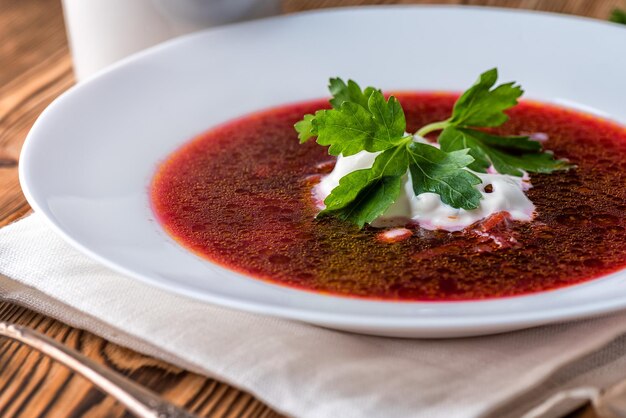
[151,93,626,301]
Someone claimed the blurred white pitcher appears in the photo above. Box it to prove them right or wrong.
[62,0,281,81]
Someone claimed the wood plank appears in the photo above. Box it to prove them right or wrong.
[0,302,283,417]
[0,0,621,417]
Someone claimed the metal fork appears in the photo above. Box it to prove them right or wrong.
[0,321,198,418]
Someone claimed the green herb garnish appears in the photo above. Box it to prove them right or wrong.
[418,69,570,176]
[610,8,626,24]
[295,68,571,228]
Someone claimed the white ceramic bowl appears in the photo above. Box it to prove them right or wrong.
[20,6,626,337]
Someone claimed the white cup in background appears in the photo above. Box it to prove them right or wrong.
[62,0,282,81]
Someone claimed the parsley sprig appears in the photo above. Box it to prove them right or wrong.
[418,69,570,177]
[295,68,571,228]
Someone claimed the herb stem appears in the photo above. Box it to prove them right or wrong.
[416,120,449,137]
[399,135,414,146]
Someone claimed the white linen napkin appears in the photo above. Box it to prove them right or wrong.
[3,214,626,418]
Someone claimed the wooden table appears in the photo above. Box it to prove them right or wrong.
[0,0,623,416]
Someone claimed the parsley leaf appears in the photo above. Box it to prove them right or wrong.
[610,8,626,24]
[329,78,379,109]
[299,90,407,156]
[320,146,409,227]
[418,68,571,176]
[438,127,568,176]
[322,176,404,228]
[369,91,407,145]
[407,143,482,209]
[449,68,523,127]
[294,114,316,143]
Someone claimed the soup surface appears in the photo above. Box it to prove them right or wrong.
[151,93,626,301]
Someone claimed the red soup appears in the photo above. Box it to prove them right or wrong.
[151,93,626,301]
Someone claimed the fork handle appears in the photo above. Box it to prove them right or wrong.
[0,321,198,418]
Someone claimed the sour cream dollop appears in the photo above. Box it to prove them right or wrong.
[314,136,535,231]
